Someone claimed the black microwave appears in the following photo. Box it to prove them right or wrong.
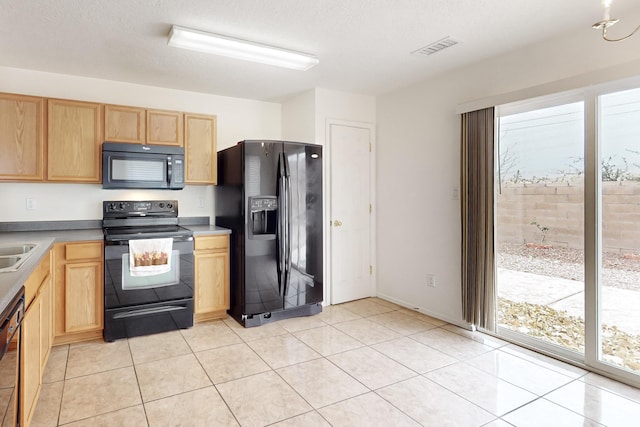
[102,142,185,190]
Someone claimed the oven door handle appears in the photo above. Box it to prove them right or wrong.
[112,305,188,319]
[105,236,194,244]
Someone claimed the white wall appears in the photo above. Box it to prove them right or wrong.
[314,88,376,146]
[281,88,376,145]
[281,89,316,143]
[0,66,281,222]
[376,12,640,325]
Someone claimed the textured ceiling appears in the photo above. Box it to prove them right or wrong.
[1,0,639,101]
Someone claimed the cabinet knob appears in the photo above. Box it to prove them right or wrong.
[334,220,343,227]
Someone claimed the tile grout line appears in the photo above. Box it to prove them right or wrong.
[35,297,638,426]
[188,322,245,427]
[126,337,149,427]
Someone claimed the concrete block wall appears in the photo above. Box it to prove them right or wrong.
[497,181,640,253]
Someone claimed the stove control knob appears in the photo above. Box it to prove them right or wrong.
[167,203,173,209]
[118,202,126,210]
[108,203,116,211]
[159,202,165,208]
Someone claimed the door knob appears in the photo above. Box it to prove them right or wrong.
[334,220,343,227]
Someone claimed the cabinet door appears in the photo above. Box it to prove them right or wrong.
[64,261,103,333]
[47,99,103,182]
[147,109,183,146]
[39,276,53,371]
[0,93,45,181]
[20,298,41,427]
[185,113,217,184]
[194,251,230,314]
[104,104,145,144]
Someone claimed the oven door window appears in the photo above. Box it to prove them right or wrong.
[121,249,180,290]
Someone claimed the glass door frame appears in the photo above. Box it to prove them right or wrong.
[586,77,640,387]
[494,90,587,365]
[493,76,640,388]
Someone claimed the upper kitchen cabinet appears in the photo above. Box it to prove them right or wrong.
[47,99,103,182]
[0,93,45,181]
[147,109,184,146]
[105,106,184,146]
[185,113,217,184]
[104,104,146,144]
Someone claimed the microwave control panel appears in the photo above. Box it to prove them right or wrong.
[173,159,184,184]
[103,200,178,215]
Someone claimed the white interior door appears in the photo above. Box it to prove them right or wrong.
[329,122,374,304]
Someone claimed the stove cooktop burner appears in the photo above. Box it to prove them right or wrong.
[102,200,193,242]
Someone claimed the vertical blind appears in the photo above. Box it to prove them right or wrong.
[461,107,496,331]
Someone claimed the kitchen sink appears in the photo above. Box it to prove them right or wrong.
[0,257,21,269]
[0,244,37,257]
[0,243,39,272]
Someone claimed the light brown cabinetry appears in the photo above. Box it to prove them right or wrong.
[194,234,230,322]
[20,249,53,427]
[53,241,104,345]
[47,99,103,182]
[0,93,45,181]
[104,104,146,144]
[1,91,220,186]
[21,299,41,427]
[185,113,217,184]
[39,275,53,370]
[147,109,184,146]
[105,106,184,146]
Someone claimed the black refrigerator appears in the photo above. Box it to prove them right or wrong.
[216,140,323,327]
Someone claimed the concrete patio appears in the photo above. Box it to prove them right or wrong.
[498,268,640,336]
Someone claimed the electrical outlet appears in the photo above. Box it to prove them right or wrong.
[452,186,460,200]
[427,274,436,287]
[25,198,37,211]
[197,197,205,208]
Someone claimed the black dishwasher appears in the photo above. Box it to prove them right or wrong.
[0,287,25,427]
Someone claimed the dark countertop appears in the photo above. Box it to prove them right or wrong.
[0,219,231,315]
[187,225,232,236]
[0,228,104,243]
[0,235,55,315]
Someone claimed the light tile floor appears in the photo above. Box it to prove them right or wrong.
[30,297,640,426]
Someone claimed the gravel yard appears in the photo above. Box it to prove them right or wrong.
[497,243,640,291]
[497,243,640,373]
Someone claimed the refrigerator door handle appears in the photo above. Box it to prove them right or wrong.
[276,153,287,296]
[283,165,292,296]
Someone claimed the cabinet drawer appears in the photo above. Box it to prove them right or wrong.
[65,242,102,261]
[194,235,229,251]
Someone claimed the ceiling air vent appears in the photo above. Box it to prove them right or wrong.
[412,37,459,56]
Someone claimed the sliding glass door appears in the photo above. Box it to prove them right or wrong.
[496,99,585,359]
[495,81,640,385]
[596,87,640,376]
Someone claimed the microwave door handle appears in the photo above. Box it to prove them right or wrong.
[167,159,172,186]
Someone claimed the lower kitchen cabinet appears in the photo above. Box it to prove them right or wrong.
[194,234,230,322]
[21,299,41,427]
[20,249,53,427]
[53,241,104,345]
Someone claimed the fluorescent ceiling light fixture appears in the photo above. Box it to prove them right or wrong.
[168,25,319,71]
